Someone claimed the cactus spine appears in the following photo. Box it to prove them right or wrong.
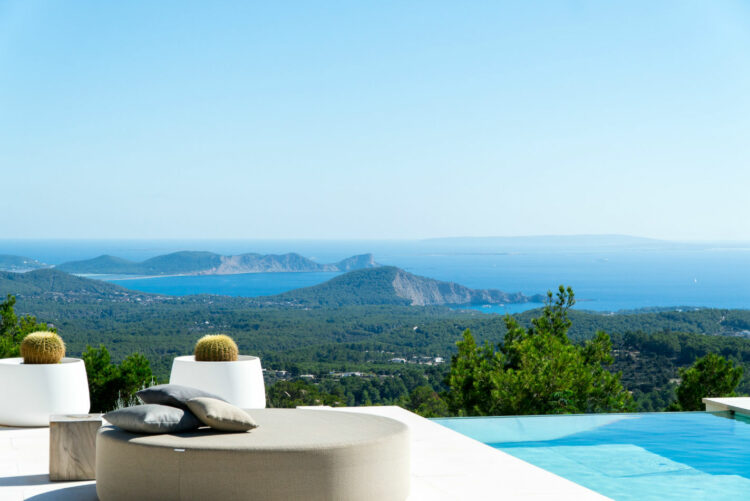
[194,334,239,362]
[20,331,66,364]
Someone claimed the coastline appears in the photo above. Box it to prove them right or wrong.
[76,273,196,281]
[76,270,344,281]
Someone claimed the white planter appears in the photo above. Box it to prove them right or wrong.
[0,357,91,427]
[169,355,266,409]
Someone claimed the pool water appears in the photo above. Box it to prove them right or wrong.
[434,412,750,500]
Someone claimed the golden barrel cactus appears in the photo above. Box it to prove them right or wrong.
[194,334,239,362]
[20,331,66,364]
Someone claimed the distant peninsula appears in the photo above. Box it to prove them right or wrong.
[56,251,378,276]
[0,254,48,273]
[272,266,546,307]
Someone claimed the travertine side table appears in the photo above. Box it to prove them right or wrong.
[49,413,103,481]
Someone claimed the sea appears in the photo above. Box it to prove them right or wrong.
[2,238,749,313]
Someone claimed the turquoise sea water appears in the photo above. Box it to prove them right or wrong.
[435,412,750,500]
[1,239,749,311]
[101,271,342,297]
[84,248,750,311]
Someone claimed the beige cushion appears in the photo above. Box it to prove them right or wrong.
[186,397,257,432]
[96,408,410,501]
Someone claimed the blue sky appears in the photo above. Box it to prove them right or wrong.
[2,1,749,240]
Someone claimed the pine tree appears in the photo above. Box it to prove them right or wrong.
[446,286,634,416]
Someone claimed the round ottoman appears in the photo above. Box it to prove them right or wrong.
[96,408,410,501]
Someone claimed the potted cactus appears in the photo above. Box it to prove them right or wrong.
[20,331,67,363]
[194,334,239,362]
[169,334,266,408]
[0,331,90,426]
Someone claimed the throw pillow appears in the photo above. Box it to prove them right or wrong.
[186,397,258,432]
[137,384,225,411]
[104,404,202,434]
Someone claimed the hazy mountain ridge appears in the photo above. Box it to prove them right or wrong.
[420,234,750,253]
[423,234,663,246]
[56,251,378,276]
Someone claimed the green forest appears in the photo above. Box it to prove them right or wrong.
[2,268,750,414]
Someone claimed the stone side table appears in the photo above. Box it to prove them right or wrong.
[49,413,103,481]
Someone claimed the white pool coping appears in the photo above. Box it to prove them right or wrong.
[316,406,610,500]
[1,406,610,500]
[703,397,750,415]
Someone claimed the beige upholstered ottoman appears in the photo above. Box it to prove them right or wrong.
[96,408,410,501]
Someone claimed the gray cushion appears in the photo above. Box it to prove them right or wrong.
[137,384,225,411]
[186,397,258,432]
[104,404,202,434]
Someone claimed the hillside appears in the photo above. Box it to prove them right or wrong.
[57,251,378,276]
[332,253,378,271]
[0,268,160,303]
[0,265,541,309]
[4,266,750,412]
[54,255,138,274]
[272,266,546,306]
[6,268,750,342]
[0,254,48,272]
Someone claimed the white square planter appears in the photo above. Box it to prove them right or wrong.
[169,355,266,409]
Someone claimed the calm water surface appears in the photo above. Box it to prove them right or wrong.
[103,271,342,297]
[2,239,749,311]
[435,412,750,500]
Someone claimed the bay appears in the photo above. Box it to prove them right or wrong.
[1,239,749,313]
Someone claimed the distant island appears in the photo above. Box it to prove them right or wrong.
[55,251,378,276]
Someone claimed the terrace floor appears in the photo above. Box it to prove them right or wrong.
[2,406,609,500]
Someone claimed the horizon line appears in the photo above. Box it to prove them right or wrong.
[1,234,750,244]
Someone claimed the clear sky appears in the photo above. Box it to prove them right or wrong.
[2,1,749,240]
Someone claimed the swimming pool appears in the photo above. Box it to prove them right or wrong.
[434,412,750,500]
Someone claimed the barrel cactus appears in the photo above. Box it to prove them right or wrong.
[20,331,66,364]
[194,334,239,362]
